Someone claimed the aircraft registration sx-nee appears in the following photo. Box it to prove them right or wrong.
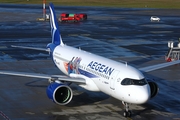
[0,3,180,117]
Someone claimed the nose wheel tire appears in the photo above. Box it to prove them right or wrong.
[123,110,131,117]
[122,101,131,117]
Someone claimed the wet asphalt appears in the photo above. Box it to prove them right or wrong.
[0,3,180,120]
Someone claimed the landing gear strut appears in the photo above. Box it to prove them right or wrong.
[122,101,131,117]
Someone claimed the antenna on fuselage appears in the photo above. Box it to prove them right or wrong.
[118,60,128,66]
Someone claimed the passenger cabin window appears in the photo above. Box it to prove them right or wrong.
[121,78,147,86]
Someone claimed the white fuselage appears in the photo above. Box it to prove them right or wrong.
[52,45,151,104]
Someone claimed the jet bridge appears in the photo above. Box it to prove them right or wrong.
[165,39,180,62]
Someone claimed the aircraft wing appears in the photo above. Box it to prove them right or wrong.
[11,45,50,52]
[0,70,86,84]
[139,60,180,72]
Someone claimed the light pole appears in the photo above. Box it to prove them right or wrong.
[43,0,46,19]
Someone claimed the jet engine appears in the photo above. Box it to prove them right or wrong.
[46,82,73,105]
[147,79,159,98]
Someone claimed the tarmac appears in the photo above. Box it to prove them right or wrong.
[0,4,180,120]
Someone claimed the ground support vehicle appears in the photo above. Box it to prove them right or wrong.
[59,13,87,22]
[165,39,180,62]
[150,16,160,22]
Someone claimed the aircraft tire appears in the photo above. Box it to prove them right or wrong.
[123,111,131,117]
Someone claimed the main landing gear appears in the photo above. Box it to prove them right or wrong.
[122,101,131,117]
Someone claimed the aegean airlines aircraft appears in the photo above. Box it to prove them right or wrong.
[0,3,180,117]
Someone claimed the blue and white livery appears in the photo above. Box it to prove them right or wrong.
[0,3,180,117]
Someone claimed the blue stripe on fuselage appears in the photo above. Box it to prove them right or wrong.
[78,68,98,78]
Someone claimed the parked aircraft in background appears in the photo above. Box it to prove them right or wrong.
[0,3,180,117]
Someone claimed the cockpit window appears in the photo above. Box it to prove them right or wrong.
[121,78,147,86]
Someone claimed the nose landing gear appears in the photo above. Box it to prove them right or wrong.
[122,101,131,117]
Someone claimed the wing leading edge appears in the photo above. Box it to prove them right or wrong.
[139,60,180,72]
[0,70,85,84]
[11,45,49,52]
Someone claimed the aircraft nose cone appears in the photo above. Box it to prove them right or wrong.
[138,91,150,103]
[137,86,150,104]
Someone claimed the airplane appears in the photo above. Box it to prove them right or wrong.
[0,3,180,117]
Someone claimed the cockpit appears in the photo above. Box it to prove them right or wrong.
[121,78,147,86]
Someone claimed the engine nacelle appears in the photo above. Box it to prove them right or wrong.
[147,80,159,98]
[46,82,73,105]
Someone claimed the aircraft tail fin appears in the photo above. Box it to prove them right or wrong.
[49,3,64,46]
